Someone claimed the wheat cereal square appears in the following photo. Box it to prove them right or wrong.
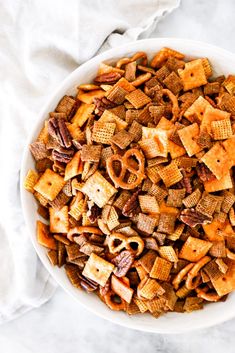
[223,75,235,95]
[55,95,77,118]
[139,250,158,273]
[155,65,171,82]
[183,189,202,208]
[221,191,235,213]
[150,257,172,281]
[211,119,233,140]
[113,190,131,210]
[158,246,178,262]
[148,184,168,203]
[163,71,183,95]
[167,223,185,241]
[146,165,163,184]
[106,206,120,231]
[204,82,220,95]
[196,193,218,217]
[106,85,128,104]
[92,121,116,144]
[125,89,151,109]
[157,213,176,234]
[166,189,186,207]
[138,195,160,215]
[138,278,164,300]
[128,120,143,142]
[111,130,134,149]
[29,141,49,161]
[137,213,159,234]
[204,260,223,281]
[158,163,183,187]
[81,144,102,163]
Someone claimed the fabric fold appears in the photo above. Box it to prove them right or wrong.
[0,0,180,324]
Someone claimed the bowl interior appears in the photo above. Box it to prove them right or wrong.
[20,38,235,333]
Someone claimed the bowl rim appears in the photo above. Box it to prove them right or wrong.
[20,38,235,333]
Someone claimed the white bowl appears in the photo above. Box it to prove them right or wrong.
[20,38,235,333]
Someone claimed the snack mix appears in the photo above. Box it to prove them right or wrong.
[24,47,235,317]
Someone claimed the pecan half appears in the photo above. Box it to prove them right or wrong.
[122,190,140,217]
[29,141,49,161]
[94,72,121,84]
[196,130,212,149]
[48,117,72,148]
[196,163,216,182]
[72,139,85,150]
[145,237,159,251]
[112,250,135,277]
[80,242,104,256]
[169,123,184,147]
[180,168,192,194]
[99,279,110,296]
[94,97,116,116]
[35,158,53,172]
[78,274,98,292]
[52,147,74,163]
[180,209,212,227]
[87,202,101,223]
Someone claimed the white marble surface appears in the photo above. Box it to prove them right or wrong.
[2,0,235,352]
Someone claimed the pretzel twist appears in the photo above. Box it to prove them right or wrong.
[103,290,126,311]
[132,73,152,87]
[108,233,144,257]
[116,52,147,68]
[172,263,194,290]
[185,256,211,290]
[67,226,102,241]
[162,89,180,123]
[196,287,221,302]
[226,248,235,260]
[106,148,145,190]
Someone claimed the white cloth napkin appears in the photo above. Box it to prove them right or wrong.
[0,0,180,324]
